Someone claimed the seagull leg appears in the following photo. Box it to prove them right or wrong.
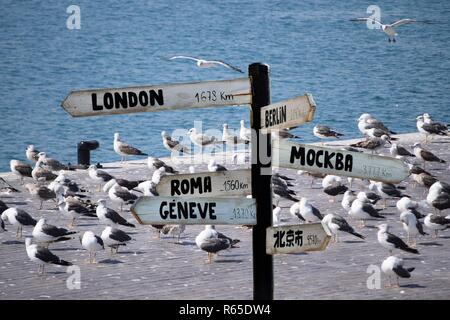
[93,252,98,264]
[39,201,43,210]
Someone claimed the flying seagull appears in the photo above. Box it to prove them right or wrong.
[351,17,417,42]
[25,238,72,275]
[169,56,244,73]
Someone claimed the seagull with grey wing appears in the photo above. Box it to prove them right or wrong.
[161,131,191,154]
[313,125,343,145]
[169,55,244,73]
[10,160,32,184]
[350,17,418,42]
[187,128,218,150]
[322,213,365,243]
[412,143,446,169]
[113,132,148,163]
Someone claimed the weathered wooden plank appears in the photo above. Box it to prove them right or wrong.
[272,140,410,183]
[266,223,331,255]
[156,169,251,198]
[61,78,251,117]
[130,196,257,225]
[260,93,316,132]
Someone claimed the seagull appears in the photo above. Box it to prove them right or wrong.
[187,128,218,150]
[322,175,348,202]
[161,131,190,154]
[54,173,87,194]
[377,224,419,255]
[0,200,8,215]
[24,183,56,210]
[136,180,158,196]
[101,226,132,253]
[113,132,147,162]
[208,159,227,172]
[58,200,96,228]
[364,128,396,140]
[390,143,415,158]
[151,167,167,185]
[297,170,326,188]
[350,136,390,154]
[161,224,186,243]
[115,178,144,191]
[396,197,424,219]
[341,190,356,212]
[104,180,138,212]
[1,218,6,233]
[400,211,427,247]
[273,184,298,203]
[25,238,72,275]
[411,172,438,190]
[31,159,57,182]
[381,256,414,288]
[426,181,450,213]
[222,123,247,145]
[80,231,104,264]
[423,113,448,133]
[169,56,244,73]
[357,114,395,135]
[322,213,364,243]
[88,165,115,191]
[356,191,381,205]
[37,152,70,171]
[313,125,343,144]
[239,120,252,142]
[10,160,32,184]
[1,207,37,239]
[32,218,76,247]
[416,115,448,143]
[424,213,450,238]
[297,198,323,222]
[351,17,417,42]
[26,145,40,162]
[348,199,384,227]
[374,182,409,209]
[195,225,237,263]
[272,129,301,140]
[147,157,178,174]
[96,199,135,228]
[412,143,445,168]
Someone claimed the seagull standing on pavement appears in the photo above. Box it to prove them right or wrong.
[416,115,448,143]
[348,199,384,227]
[322,175,348,202]
[25,238,72,275]
[88,165,115,191]
[96,199,135,228]
[58,200,95,229]
[412,143,446,168]
[322,213,364,243]
[26,145,40,162]
[400,211,427,247]
[187,128,218,150]
[101,226,132,253]
[161,131,190,154]
[113,132,148,163]
[148,157,178,174]
[208,159,227,172]
[10,160,32,184]
[103,180,138,212]
[313,125,343,144]
[1,208,36,239]
[390,143,415,158]
[80,231,104,264]
[396,197,424,219]
[297,198,323,222]
[424,213,450,238]
[25,183,56,210]
[239,120,252,142]
[381,256,414,288]
[341,190,356,212]
[32,218,76,247]
[377,224,419,255]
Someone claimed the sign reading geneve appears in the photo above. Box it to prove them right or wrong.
[266,223,331,255]
[272,140,410,183]
[260,93,316,132]
[156,169,251,198]
[61,78,251,117]
[130,196,257,225]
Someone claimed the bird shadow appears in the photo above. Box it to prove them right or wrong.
[418,242,443,246]
[77,223,99,227]
[170,240,196,246]
[343,240,365,244]
[99,259,123,264]
[402,257,422,261]
[2,240,23,245]
[439,236,450,239]
[214,259,243,264]
[401,283,426,289]
[115,250,145,255]
[3,201,27,205]
[51,247,79,252]
[364,225,377,229]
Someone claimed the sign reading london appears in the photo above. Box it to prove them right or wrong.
[272,140,410,183]
[266,223,331,255]
[156,169,251,198]
[61,78,251,117]
[260,93,316,132]
[130,196,257,225]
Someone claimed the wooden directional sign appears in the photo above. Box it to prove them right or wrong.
[260,93,316,132]
[266,222,331,255]
[61,78,251,117]
[156,169,251,198]
[130,196,256,225]
[272,140,410,183]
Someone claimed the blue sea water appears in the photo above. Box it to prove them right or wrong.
[1,0,450,171]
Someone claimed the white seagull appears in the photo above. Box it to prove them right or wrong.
[80,231,104,264]
[25,238,72,275]
[351,17,417,42]
[113,132,148,162]
[399,211,427,246]
[32,218,76,247]
[322,213,364,243]
[96,199,135,228]
[377,223,419,255]
[169,56,244,73]
[161,131,190,154]
[381,256,414,288]
[1,207,37,239]
[101,226,132,253]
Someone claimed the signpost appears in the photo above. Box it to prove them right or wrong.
[272,139,410,183]
[130,196,257,225]
[61,78,251,117]
[266,223,331,255]
[260,93,316,133]
[155,169,251,198]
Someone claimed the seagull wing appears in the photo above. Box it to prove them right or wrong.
[350,17,383,27]
[169,55,201,62]
[390,19,416,27]
[208,60,244,73]
[110,228,131,242]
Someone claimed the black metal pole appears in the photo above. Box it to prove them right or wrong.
[249,63,273,300]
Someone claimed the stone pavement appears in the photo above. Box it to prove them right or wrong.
[0,133,449,300]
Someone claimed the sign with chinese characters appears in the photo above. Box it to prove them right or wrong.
[266,223,331,255]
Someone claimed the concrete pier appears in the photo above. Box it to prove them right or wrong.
[0,133,449,299]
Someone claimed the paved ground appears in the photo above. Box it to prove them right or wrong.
[1,133,450,300]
